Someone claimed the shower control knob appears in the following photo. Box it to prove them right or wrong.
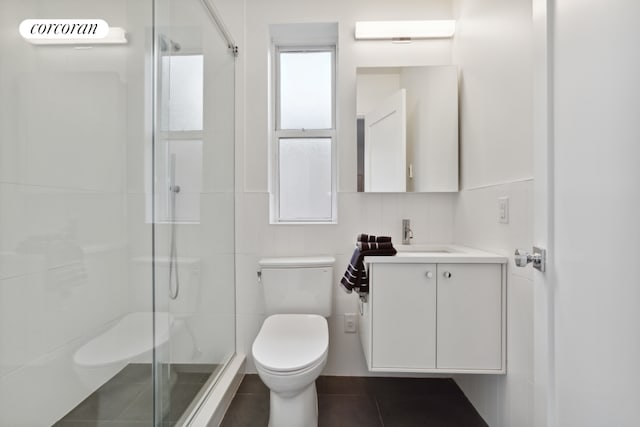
[425,271,433,279]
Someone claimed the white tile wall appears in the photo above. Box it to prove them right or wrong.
[451,0,535,425]
[453,181,533,279]
[453,181,534,427]
[452,0,533,189]
[16,72,126,192]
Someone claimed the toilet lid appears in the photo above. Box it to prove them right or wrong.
[252,314,328,373]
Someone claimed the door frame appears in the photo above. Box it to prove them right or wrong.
[532,0,555,426]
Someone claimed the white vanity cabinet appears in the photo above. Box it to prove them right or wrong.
[436,263,503,371]
[359,249,506,374]
[371,263,437,369]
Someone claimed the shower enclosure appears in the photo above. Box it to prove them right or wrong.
[0,0,236,425]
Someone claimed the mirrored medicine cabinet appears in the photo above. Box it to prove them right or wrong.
[356,65,459,193]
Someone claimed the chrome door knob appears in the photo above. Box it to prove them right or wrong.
[514,247,547,272]
[425,271,433,279]
[514,249,531,267]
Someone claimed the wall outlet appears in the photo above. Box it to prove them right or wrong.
[344,313,357,333]
[498,196,509,224]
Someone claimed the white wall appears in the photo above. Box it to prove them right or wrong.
[551,0,640,425]
[233,0,457,375]
[451,0,534,426]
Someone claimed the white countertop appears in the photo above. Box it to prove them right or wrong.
[364,244,508,264]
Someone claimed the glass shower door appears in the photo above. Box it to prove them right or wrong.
[0,0,234,425]
[0,1,157,425]
[153,0,236,424]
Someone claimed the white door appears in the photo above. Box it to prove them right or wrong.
[532,1,553,425]
[534,1,640,426]
[364,88,406,192]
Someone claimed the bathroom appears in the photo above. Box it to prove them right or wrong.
[1,0,639,426]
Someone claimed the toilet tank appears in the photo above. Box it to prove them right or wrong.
[258,256,335,316]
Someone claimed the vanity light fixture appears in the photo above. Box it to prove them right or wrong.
[19,19,127,45]
[354,20,455,41]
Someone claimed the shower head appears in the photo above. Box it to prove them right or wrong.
[159,35,181,53]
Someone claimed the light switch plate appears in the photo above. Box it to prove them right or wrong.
[498,196,509,224]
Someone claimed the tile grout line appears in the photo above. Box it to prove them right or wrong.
[115,383,153,423]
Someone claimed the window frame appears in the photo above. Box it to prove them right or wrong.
[270,44,338,224]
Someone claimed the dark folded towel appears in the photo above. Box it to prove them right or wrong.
[341,241,397,294]
[357,233,392,243]
[357,241,394,251]
[340,248,365,294]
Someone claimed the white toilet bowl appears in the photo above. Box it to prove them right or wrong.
[252,314,329,427]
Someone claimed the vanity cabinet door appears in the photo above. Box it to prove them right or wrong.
[436,263,503,370]
[371,263,436,369]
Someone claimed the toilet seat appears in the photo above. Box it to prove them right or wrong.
[253,314,328,374]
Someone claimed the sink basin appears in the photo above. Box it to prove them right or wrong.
[396,250,451,256]
[395,244,460,254]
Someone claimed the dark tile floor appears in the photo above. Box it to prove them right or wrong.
[221,375,488,427]
[54,364,216,427]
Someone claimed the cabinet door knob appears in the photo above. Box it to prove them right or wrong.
[425,271,433,279]
[443,271,452,278]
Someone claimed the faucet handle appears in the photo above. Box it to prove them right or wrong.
[402,219,413,244]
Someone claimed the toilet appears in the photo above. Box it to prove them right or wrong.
[252,256,335,427]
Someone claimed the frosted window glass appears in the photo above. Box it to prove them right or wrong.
[161,55,203,131]
[279,51,332,130]
[279,138,332,220]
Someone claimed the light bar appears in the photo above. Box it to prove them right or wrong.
[355,20,455,40]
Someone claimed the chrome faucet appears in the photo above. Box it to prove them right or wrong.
[402,219,413,244]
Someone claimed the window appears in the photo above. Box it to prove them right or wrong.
[271,44,337,223]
